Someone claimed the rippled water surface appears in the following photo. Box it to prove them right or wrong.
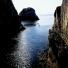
[8,15,54,68]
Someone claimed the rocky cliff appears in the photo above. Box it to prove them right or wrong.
[61,0,68,45]
[53,0,68,45]
[39,0,68,68]
[53,6,61,32]
[0,0,25,33]
[0,1,25,67]
[48,0,68,67]
[61,0,68,35]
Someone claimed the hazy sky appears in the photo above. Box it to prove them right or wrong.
[12,0,62,15]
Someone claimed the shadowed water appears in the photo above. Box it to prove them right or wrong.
[3,15,53,68]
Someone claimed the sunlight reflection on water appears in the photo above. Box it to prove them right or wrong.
[10,15,53,68]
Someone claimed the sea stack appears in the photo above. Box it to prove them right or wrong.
[19,7,39,22]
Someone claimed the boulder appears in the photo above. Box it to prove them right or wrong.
[19,7,39,22]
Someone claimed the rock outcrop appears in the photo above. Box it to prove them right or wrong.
[19,7,39,22]
[53,6,61,32]
[48,0,68,68]
[0,0,25,33]
[61,0,68,35]
[53,0,68,45]
[39,0,68,68]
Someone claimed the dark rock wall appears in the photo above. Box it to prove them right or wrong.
[19,7,39,21]
[53,6,61,32]
[0,1,25,68]
[48,30,68,68]
[0,0,25,32]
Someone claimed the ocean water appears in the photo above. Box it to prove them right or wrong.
[7,15,54,68]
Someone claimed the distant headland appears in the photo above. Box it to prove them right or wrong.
[19,7,39,22]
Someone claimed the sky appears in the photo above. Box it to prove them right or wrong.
[12,0,62,15]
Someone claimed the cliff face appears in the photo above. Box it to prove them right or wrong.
[61,0,68,44]
[39,0,68,68]
[0,0,18,24]
[0,0,25,33]
[48,0,68,67]
[61,0,68,35]
[53,0,68,33]
[53,6,61,32]
[53,0,68,45]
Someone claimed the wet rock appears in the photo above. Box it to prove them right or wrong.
[19,7,39,22]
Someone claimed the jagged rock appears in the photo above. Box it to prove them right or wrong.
[54,6,61,18]
[39,0,68,68]
[48,0,68,68]
[53,0,68,44]
[19,7,39,22]
[0,0,25,32]
[53,6,61,32]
